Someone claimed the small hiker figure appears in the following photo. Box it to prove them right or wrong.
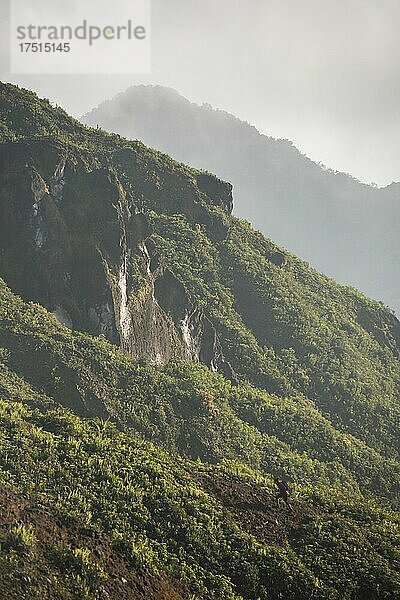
[274,477,294,512]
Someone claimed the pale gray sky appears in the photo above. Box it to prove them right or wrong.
[1,0,399,185]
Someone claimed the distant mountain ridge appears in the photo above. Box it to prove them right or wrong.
[83,85,400,314]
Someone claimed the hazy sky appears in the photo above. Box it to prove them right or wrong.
[1,0,399,185]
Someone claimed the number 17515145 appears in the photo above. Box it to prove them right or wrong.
[19,42,70,52]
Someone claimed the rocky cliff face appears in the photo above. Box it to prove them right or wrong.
[0,138,234,374]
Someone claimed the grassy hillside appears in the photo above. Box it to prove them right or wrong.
[151,214,400,460]
[0,82,399,598]
[0,284,399,599]
[2,277,400,499]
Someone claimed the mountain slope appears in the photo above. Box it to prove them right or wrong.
[82,85,400,314]
[0,280,399,600]
[1,277,399,499]
[1,83,399,465]
[0,82,399,598]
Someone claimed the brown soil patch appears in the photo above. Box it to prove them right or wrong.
[0,486,187,600]
[196,473,320,545]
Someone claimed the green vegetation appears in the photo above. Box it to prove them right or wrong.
[0,81,399,598]
[49,545,108,591]
[151,214,400,460]
[0,82,196,171]
[1,279,399,500]
[0,390,398,599]
[4,524,36,554]
[0,280,399,598]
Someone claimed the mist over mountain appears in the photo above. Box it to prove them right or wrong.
[83,85,400,314]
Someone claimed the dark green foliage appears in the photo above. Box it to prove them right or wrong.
[4,524,36,554]
[0,279,399,500]
[0,393,398,600]
[151,214,400,461]
[0,282,399,597]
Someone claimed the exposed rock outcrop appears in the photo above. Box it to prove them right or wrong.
[0,139,234,376]
[357,305,400,358]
